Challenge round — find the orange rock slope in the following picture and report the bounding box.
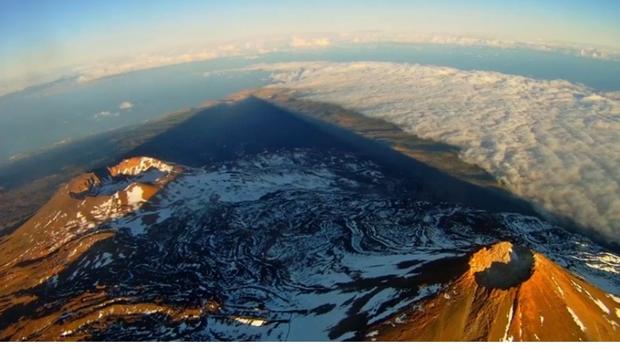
[0,157,189,340]
[370,242,620,341]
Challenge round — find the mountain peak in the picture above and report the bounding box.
[470,242,534,289]
[471,241,514,268]
[369,242,620,341]
[107,156,175,177]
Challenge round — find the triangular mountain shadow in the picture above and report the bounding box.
[1,96,615,250]
[126,97,352,166]
[126,96,538,216]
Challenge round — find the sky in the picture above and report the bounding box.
[1,0,620,87]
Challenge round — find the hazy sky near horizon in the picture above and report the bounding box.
[2,0,620,83]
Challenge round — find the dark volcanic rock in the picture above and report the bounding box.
[0,98,618,341]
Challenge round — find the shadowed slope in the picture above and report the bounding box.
[127,96,539,215]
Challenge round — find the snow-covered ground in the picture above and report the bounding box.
[9,149,620,340]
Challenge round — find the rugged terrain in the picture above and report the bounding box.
[0,97,618,341]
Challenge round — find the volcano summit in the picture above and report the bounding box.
[370,242,619,341]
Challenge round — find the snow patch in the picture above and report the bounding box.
[592,298,610,315]
[126,185,145,206]
[501,304,514,341]
[233,317,266,327]
[552,277,565,297]
[567,307,587,332]
[111,157,174,176]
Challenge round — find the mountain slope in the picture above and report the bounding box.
[0,98,618,341]
[0,157,180,312]
[1,153,618,340]
[369,242,620,341]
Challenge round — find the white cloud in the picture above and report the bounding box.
[93,101,133,119]
[252,61,620,242]
[93,110,119,119]
[332,32,620,60]
[72,43,254,85]
[118,101,134,110]
[3,32,619,98]
[62,33,620,88]
[290,36,332,48]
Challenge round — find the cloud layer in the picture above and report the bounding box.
[65,33,620,87]
[4,31,619,98]
[253,62,620,241]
